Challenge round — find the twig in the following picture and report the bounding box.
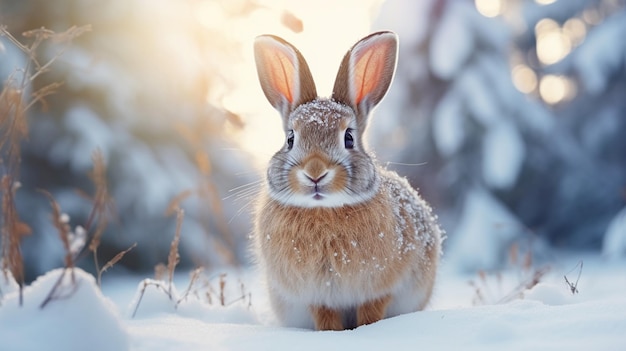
[39,267,79,309]
[219,273,226,306]
[564,260,583,295]
[131,280,169,318]
[175,267,204,309]
[497,266,550,304]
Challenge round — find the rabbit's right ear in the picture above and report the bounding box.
[254,35,317,118]
[332,31,398,126]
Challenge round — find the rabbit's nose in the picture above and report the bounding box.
[305,172,328,184]
[302,154,329,182]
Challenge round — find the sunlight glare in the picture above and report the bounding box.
[194,1,228,29]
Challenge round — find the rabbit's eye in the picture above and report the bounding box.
[287,130,294,150]
[344,128,354,149]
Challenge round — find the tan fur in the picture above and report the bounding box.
[357,295,391,327]
[258,189,396,296]
[328,166,348,194]
[302,154,326,180]
[255,170,441,329]
[311,305,343,331]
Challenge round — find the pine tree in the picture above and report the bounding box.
[372,0,626,269]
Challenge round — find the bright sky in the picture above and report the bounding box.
[219,0,384,168]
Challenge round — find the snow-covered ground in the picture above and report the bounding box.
[1,252,624,351]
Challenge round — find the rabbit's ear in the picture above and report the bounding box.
[332,31,397,122]
[254,35,317,118]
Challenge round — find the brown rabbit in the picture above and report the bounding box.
[253,31,443,330]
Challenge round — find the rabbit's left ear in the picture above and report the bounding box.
[254,35,317,119]
[332,31,398,123]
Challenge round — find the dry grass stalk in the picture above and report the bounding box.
[0,86,27,173]
[3,26,91,83]
[39,267,80,309]
[39,190,74,272]
[38,190,84,309]
[202,273,251,308]
[0,178,31,306]
[219,273,226,306]
[85,150,115,287]
[172,119,239,266]
[131,279,170,318]
[132,206,186,317]
[165,190,193,217]
[175,267,204,308]
[154,263,167,281]
[0,25,89,306]
[131,268,252,318]
[469,242,549,305]
[99,242,137,279]
[167,208,184,298]
[496,266,550,304]
[0,39,31,307]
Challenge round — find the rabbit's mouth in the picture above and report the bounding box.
[308,183,326,200]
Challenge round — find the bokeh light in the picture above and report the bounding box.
[539,74,576,104]
[475,0,503,18]
[535,0,558,5]
[535,18,572,65]
[511,64,538,94]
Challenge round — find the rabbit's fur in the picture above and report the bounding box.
[253,31,443,330]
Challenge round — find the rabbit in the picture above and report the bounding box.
[253,31,443,330]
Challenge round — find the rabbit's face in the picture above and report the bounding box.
[267,100,378,208]
[255,32,398,208]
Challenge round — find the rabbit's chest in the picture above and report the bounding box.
[257,196,410,302]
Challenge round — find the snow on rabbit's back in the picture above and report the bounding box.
[252,31,443,330]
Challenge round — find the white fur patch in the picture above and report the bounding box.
[277,191,370,208]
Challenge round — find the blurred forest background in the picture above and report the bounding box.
[0,0,625,281]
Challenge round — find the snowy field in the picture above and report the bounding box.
[1,252,624,351]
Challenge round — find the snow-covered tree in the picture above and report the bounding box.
[372,0,626,269]
[0,0,275,277]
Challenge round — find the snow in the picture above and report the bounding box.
[0,268,129,351]
[291,100,351,128]
[2,254,625,351]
